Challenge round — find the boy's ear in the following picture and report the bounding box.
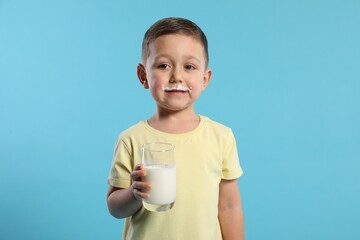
[202,68,212,90]
[137,64,149,89]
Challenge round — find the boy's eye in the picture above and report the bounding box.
[158,64,170,69]
[184,65,195,70]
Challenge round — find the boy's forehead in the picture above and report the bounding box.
[143,33,208,67]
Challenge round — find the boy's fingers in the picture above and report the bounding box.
[135,163,143,170]
[132,181,151,191]
[131,164,150,200]
[133,188,150,200]
[131,170,146,180]
[132,182,150,200]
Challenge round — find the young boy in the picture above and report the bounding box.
[107,17,244,240]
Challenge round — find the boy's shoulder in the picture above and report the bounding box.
[201,115,232,131]
[118,120,146,139]
[201,115,234,138]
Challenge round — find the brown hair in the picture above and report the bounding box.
[141,17,209,67]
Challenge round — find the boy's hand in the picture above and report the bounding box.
[131,164,151,200]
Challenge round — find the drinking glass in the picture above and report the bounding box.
[142,142,176,212]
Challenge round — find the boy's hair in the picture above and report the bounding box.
[141,17,209,67]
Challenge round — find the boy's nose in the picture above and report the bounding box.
[169,78,182,83]
[169,68,183,83]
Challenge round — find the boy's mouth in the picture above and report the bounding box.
[162,85,192,93]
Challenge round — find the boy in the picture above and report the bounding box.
[107,17,244,240]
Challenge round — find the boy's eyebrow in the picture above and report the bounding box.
[153,54,172,61]
[184,55,201,64]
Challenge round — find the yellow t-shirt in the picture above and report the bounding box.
[108,115,243,240]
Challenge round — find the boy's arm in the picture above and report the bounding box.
[106,186,142,218]
[107,164,150,218]
[218,178,245,240]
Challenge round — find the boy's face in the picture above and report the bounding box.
[137,34,212,113]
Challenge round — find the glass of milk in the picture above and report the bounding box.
[142,142,176,212]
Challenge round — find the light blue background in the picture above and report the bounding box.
[1,0,359,239]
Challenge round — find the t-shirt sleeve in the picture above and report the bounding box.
[222,129,243,179]
[107,137,133,188]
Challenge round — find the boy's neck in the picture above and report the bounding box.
[147,109,200,134]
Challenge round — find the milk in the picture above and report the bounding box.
[143,165,176,212]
